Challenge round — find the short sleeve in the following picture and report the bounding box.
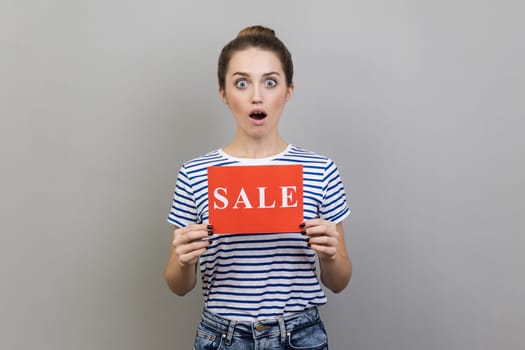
[167,165,199,227]
[319,159,350,223]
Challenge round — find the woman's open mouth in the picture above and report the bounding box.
[249,111,267,120]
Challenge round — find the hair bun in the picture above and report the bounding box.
[237,25,276,38]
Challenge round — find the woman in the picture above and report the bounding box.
[165,25,352,350]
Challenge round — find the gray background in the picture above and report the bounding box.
[2,1,524,349]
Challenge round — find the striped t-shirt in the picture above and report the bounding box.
[167,144,350,322]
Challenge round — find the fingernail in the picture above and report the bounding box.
[307,243,311,248]
[208,231,213,236]
[305,237,310,242]
[300,222,306,228]
[301,230,307,235]
[207,224,213,230]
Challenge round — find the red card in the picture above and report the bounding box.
[208,164,303,234]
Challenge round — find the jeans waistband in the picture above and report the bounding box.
[199,307,321,346]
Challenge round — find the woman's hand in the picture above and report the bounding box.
[301,219,339,261]
[172,224,212,267]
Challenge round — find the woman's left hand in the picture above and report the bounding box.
[301,219,340,261]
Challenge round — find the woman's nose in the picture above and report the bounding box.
[251,87,262,104]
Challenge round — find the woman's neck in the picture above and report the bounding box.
[222,134,288,159]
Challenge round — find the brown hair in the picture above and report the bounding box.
[217,25,294,89]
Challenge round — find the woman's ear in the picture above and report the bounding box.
[286,83,295,101]
[219,87,228,105]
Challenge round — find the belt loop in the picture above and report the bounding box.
[278,317,286,345]
[224,319,237,345]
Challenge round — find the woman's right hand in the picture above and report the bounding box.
[172,224,212,267]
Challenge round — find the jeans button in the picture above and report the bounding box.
[255,324,269,332]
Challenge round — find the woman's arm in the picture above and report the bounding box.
[302,220,352,293]
[164,224,211,296]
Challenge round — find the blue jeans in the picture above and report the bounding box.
[193,307,329,350]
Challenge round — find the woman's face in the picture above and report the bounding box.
[219,47,294,140]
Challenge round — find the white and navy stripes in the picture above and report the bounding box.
[168,144,350,321]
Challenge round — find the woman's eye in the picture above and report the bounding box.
[235,80,248,89]
[265,79,277,87]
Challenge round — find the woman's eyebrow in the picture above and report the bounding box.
[231,72,249,77]
[231,71,282,77]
